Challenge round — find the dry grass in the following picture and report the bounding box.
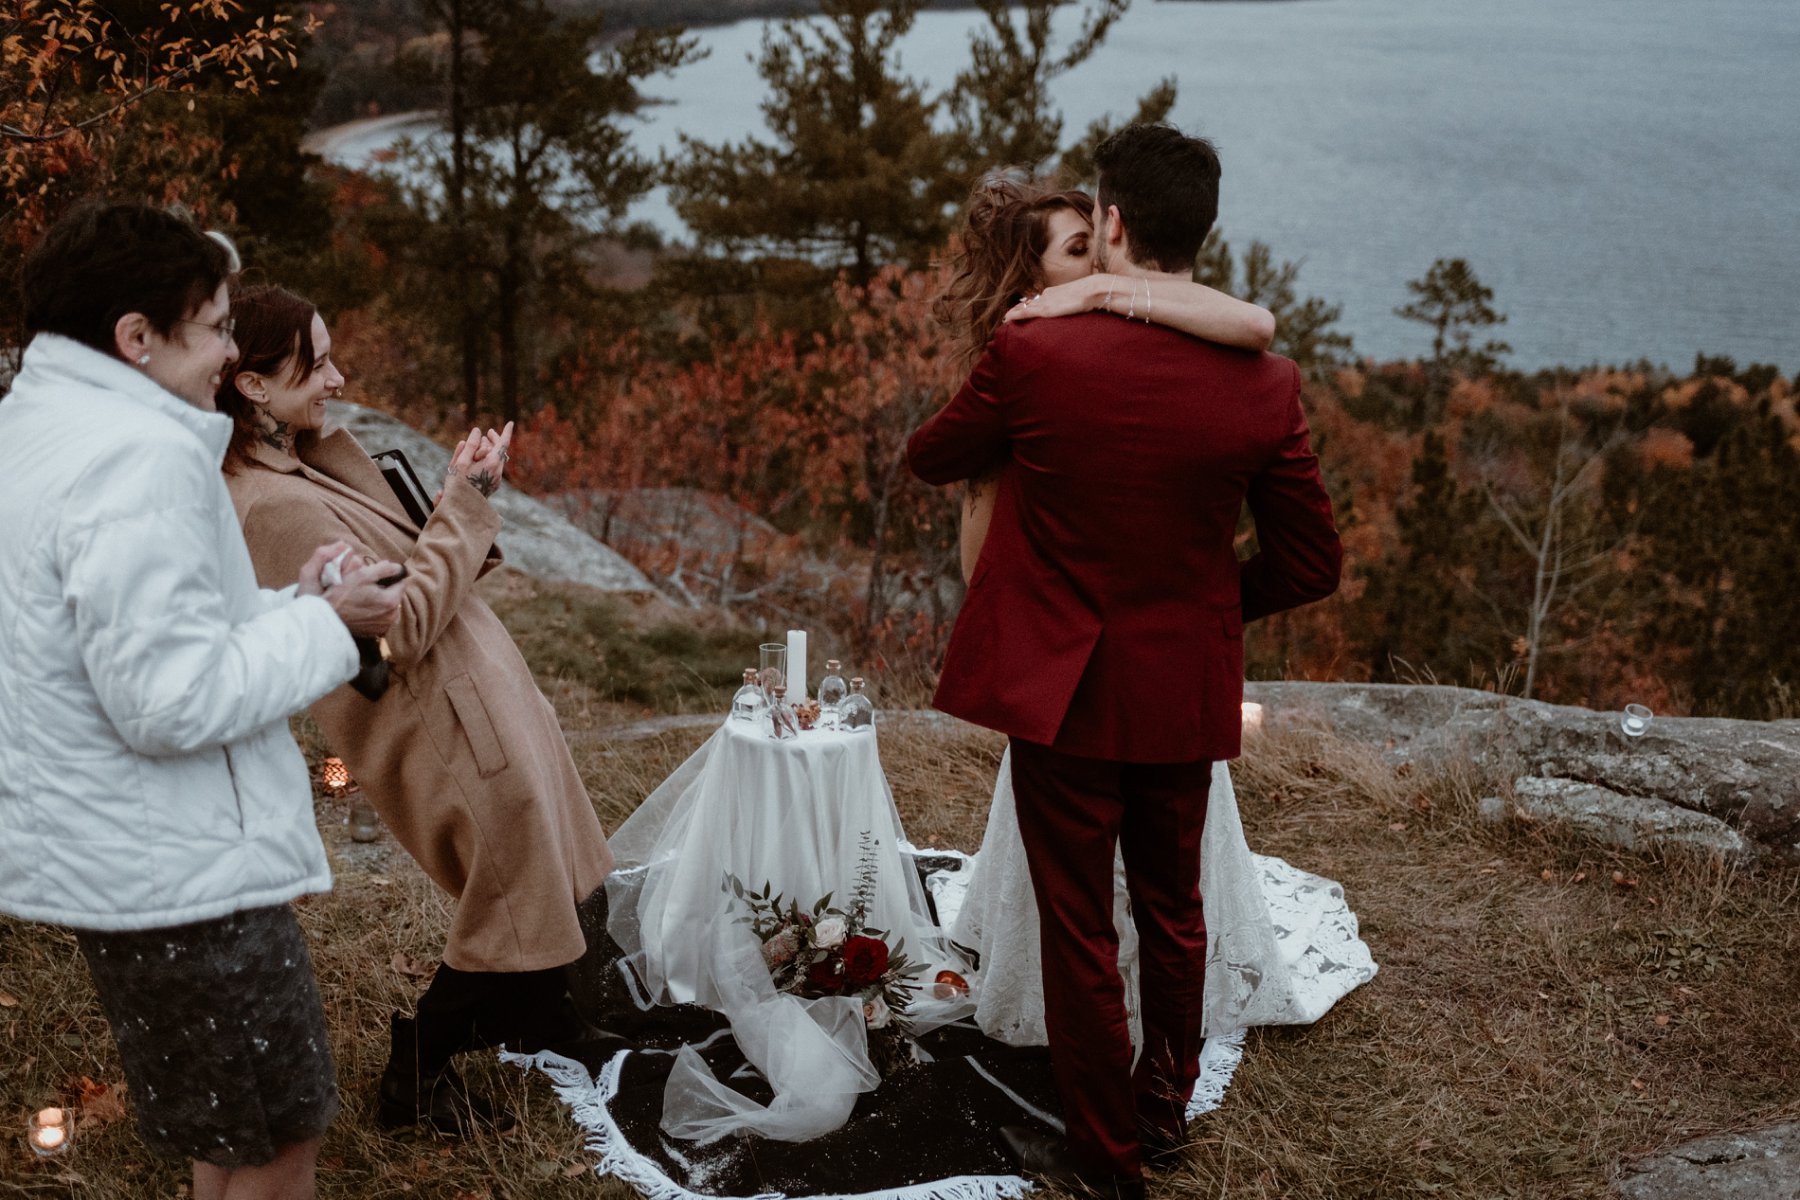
[5,575,1798,1197]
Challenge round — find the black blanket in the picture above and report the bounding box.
[512,997,1068,1200]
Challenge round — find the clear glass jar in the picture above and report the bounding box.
[349,791,381,843]
[817,660,848,728]
[731,667,766,722]
[839,677,874,731]
[758,642,788,699]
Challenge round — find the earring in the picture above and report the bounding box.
[137,354,151,365]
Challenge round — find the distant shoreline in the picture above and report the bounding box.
[603,0,1314,35]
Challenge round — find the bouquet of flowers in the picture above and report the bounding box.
[725,833,917,1071]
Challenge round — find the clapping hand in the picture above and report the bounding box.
[444,422,514,501]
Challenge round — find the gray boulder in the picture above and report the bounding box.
[1614,1122,1800,1200]
[326,401,654,595]
[1242,682,1799,863]
[1509,777,1751,862]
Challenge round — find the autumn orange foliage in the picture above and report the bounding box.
[400,266,1800,717]
[1,1,313,236]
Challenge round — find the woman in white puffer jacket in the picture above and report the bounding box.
[0,203,403,1200]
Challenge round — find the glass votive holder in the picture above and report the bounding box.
[1241,701,1265,733]
[932,970,970,1001]
[348,790,381,843]
[758,642,788,696]
[30,1106,70,1157]
[1620,703,1653,738]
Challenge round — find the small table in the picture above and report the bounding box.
[608,717,942,1005]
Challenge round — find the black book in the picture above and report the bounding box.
[371,448,435,528]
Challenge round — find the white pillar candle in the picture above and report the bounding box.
[1241,701,1265,732]
[785,630,808,702]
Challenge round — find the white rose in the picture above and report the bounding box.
[814,916,848,948]
[863,995,891,1029]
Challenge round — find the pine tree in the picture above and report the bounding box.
[945,0,1128,175]
[397,0,698,419]
[1374,430,1485,682]
[1395,258,1510,420]
[667,0,956,287]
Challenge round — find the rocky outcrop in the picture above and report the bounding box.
[1508,777,1751,862]
[326,401,655,595]
[1614,1122,1800,1200]
[1243,682,1800,863]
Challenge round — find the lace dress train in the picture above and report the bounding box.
[945,751,1375,1076]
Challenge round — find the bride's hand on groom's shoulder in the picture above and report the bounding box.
[1003,276,1105,325]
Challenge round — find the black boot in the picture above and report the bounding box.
[376,1012,515,1137]
[565,886,640,1027]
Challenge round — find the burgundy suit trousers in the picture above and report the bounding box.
[1008,739,1212,1181]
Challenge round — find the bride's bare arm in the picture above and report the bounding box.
[960,469,1000,586]
[1004,274,1276,351]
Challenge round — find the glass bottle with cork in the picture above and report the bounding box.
[839,677,874,730]
[817,659,848,728]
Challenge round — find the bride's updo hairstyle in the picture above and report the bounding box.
[935,171,1094,366]
[214,283,320,474]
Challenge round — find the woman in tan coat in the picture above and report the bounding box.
[216,284,614,1136]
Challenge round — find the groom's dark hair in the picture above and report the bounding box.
[1093,123,1221,273]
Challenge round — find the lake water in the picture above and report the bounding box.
[316,0,1800,371]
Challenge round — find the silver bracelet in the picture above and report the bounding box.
[1126,281,1137,321]
[1103,279,1116,313]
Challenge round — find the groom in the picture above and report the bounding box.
[907,123,1342,1197]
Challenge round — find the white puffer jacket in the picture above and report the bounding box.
[0,334,359,931]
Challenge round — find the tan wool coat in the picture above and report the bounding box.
[227,429,613,972]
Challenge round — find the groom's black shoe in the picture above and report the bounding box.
[999,1125,1146,1200]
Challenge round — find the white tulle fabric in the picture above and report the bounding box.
[604,721,967,1143]
[946,749,1377,1053]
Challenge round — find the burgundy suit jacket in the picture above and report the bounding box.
[907,313,1342,763]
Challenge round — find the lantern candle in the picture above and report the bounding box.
[321,757,350,796]
[29,1107,69,1157]
[1241,701,1265,732]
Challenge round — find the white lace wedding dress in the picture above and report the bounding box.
[935,749,1376,1114]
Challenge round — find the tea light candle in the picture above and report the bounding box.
[31,1105,70,1157]
[1241,701,1265,732]
[932,969,970,1000]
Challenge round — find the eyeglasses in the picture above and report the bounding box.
[178,316,237,344]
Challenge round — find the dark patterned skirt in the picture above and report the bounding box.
[75,904,338,1167]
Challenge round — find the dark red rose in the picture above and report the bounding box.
[806,958,844,994]
[841,936,889,988]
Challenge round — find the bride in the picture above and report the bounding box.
[933,174,1376,1060]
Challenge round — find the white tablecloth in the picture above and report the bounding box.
[606,718,944,1006]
